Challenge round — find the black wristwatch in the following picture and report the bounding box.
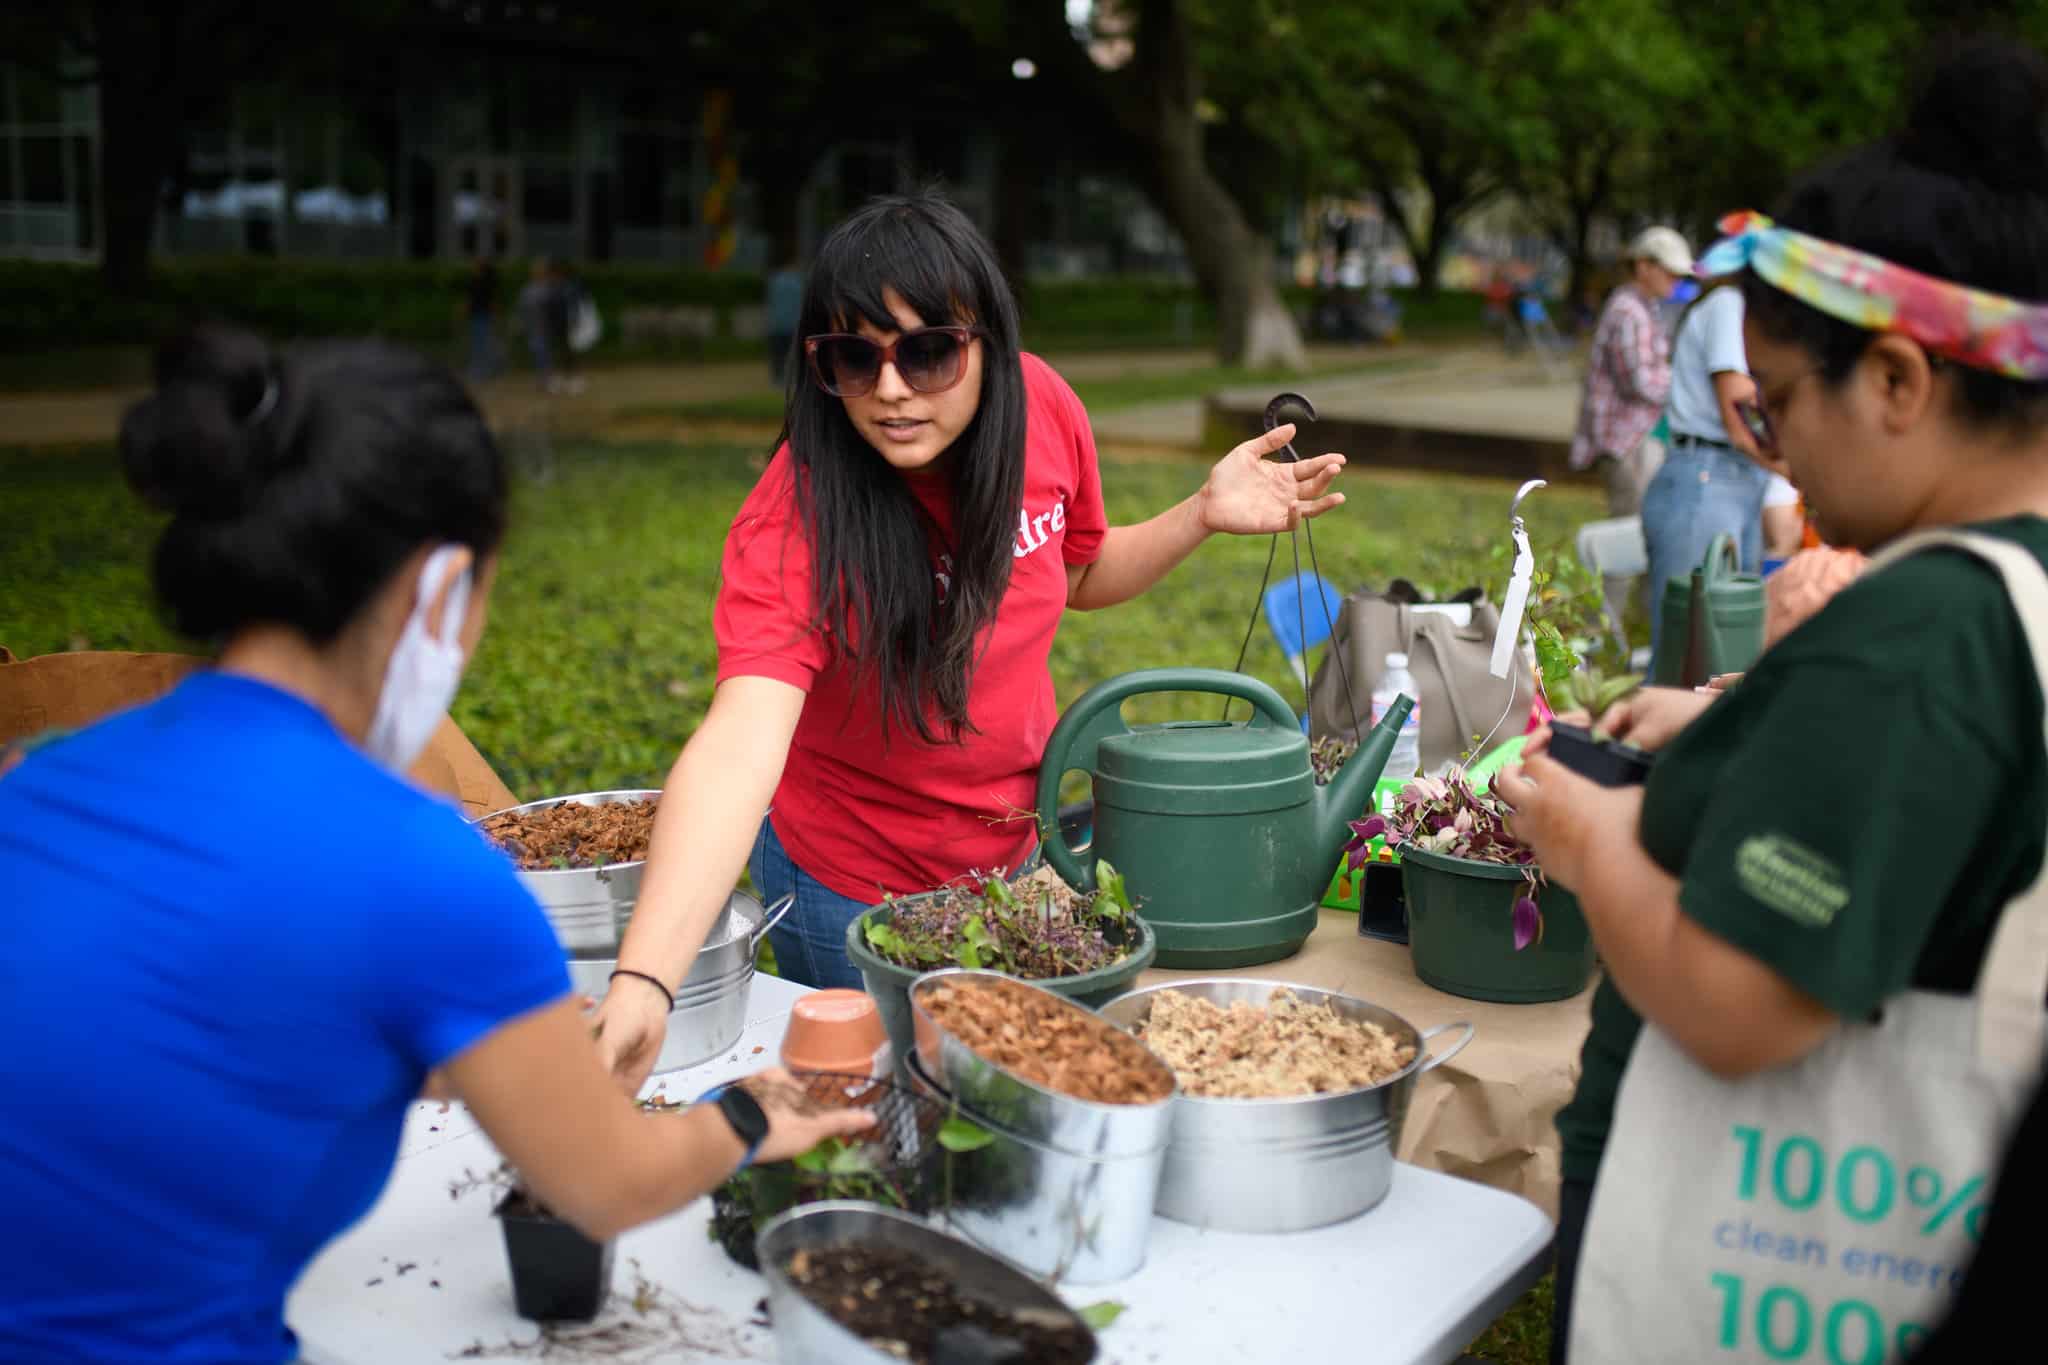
[704,1084,769,1170]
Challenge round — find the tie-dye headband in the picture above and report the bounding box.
[1697,210,2048,381]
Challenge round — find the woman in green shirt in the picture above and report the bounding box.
[1496,41,2048,1363]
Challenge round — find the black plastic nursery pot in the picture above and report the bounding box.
[1544,722,1654,788]
[846,896,1157,1080]
[1400,846,1596,1004]
[496,1192,615,1322]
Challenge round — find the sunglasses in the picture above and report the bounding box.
[804,326,982,398]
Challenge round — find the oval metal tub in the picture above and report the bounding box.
[756,1202,1098,1365]
[908,968,1176,1156]
[563,892,790,1073]
[1095,978,1474,1234]
[474,789,661,954]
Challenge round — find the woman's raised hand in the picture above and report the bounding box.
[1197,424,1348,536]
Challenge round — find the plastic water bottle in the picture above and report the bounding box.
[1373,652,1423,781]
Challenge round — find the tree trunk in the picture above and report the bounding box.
[1138,114,1304,369]
[92,1,184,297]
[1024,0,1305,370]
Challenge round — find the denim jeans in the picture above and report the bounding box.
[1642,435,1771,677]
[748,816,875,991]
[747,817,1045,991]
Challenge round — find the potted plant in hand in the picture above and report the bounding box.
[1345,770,1596,1004]
[847,860,1156,1073]
[449,1165,615,1323]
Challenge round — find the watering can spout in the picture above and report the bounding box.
[1314,695,1412,870]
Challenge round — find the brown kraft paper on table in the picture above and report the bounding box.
[1135,909,1595,1222]
[0,649,519,818]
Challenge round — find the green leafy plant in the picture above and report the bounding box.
[862,860,1138,979]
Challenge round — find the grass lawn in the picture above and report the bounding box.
[0,436,1588,1359]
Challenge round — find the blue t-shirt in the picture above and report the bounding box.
[0,672,569,1362]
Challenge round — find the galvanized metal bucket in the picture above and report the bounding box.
[1096,978,1474,1233]
[908,968,1177,1155]
[906,1047,1163,1284]
[755,1202,1098,1365]
[474,789,660,955]
[564,891,790,1073]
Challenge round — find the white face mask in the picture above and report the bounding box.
[365,545,473,772]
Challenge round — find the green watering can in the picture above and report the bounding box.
[1653,533,1765,687]
[1035,667,1412,969]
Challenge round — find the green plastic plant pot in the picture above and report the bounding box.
[1399,845,1595,1004]
[845,895,1158,1077]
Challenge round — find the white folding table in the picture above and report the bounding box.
[288,975,1552,1364]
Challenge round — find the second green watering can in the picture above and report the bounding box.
[1653,532,1765,687]
[1035,667,1412,969]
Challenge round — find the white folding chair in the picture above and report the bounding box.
[1575,516,1653,670]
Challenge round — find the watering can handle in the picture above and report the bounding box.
[1034,668,1301,892]
[1703,532,1740,585]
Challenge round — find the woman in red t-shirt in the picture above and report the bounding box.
[589,192,1351,1087]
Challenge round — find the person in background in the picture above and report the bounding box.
[765,237,805,387]
[1640,276,1773,674]
[0,327,869,1362]
[1570,226,1693,632]
[1761,472,1804,560]
[550,260,588,396]
[463,256,501,382]
[518,257,556,391]
[1500,40,2048,1362]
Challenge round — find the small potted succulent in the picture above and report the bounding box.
[1345,770,1596,1004]
[847,860,1156,1074]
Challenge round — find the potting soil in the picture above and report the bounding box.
[1138,988,1415,1097]
[920,978,1172,1104]
[785,1243,1092,1365]
[481,797,657,871]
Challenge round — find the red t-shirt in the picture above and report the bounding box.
[714,353,1109,902]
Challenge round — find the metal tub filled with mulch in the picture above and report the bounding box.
[479,789,791,1070]
[476,788,661,953]
[1097,979,1475,1233]
[905,968,1176,1284]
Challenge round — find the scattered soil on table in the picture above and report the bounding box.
[784,1242,1092,1365]
[1136,988,1416,1098]
[482,797,658,871]
[919,977,1173,1105]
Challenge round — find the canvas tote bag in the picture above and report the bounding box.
[1308,581,1536,774]
[1567,529,2048,1364]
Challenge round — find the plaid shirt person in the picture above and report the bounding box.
[1569,285,1671,472]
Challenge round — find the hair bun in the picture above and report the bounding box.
[119,326,280,516]
[1899,37,2048,195]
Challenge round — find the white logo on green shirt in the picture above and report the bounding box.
[1736,835,1851,928]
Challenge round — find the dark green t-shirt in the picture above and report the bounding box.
[1557,518,2048,1186]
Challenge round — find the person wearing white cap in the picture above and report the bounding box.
[1570,225,1693,629]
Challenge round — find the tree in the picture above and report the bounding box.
[1241,0,1528,297]
[1501,0,1702,311]
[1004,0,1309,369]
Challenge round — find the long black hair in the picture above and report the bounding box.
[1743,37,2048,431]
[777,191,1028,744]
[118,325,507,643]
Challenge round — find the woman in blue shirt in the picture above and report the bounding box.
[0,327,869,1363]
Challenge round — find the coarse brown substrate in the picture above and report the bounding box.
[919,977,1173,1105]
[482,797,658,871]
